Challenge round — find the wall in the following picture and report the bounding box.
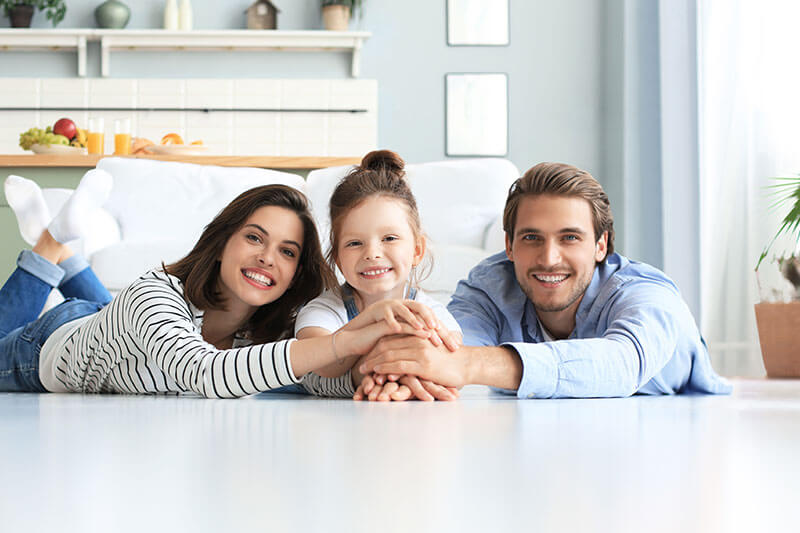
[0,0,607,178]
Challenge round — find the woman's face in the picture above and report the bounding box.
[217,206,304,315]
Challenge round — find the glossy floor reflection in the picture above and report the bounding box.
[1,379,797,532]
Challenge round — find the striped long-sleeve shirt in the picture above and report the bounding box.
[39,270,300,398]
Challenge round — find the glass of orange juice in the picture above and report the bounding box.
[114,118,131,156]
[87,118,104,155]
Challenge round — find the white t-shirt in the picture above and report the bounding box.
[295,287,462,335]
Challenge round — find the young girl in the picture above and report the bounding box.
[295,150,462,402]
[0,172,432,397]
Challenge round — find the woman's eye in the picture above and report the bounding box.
[246,233,261,243]
[282,249,296,258]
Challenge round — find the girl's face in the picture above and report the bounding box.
[217,206,304,316]
[336,196,424,305]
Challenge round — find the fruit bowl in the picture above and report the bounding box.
[30,144,88,155]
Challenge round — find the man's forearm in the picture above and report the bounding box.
[463,345,523,391]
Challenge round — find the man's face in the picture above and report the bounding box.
[505,194,607,319]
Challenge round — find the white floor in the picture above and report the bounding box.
[1,378,798,533]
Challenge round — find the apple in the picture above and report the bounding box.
[53,118,77,141]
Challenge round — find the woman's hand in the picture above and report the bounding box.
[337,324,429,360]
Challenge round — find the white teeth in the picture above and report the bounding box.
[535,274,568,283]
[244,271,273,286]
[361,268,391,276]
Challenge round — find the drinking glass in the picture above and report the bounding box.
[87,118,105,155]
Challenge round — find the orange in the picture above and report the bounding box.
[160,133,184,145]
[190,140,203,145]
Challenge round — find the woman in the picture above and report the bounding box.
[0,172,433,398]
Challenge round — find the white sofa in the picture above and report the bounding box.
[44,156,520,304]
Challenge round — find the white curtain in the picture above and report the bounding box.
[698,0,800,376]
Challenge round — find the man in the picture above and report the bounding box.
[359,162,731,398]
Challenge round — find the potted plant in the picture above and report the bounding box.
[754,174,800,377]
[1,0,66,27]
[321,0,363,31]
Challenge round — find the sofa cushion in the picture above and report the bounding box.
[96,157,307,246]
[90,240,194,291]
[420,243,494,305]
[306,158,519,253]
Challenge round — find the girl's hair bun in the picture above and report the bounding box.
[360,149,405,175]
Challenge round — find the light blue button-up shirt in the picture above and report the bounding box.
[447,251,732,399]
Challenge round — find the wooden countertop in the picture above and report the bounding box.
[0,154,360,169]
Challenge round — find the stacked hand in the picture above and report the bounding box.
[350,302,462,402]
[353,372,460,401]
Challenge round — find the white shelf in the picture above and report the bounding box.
[0,29,371,78]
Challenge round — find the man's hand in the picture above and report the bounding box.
[358,335,470,389]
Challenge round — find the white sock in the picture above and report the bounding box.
[47,169,113,244]
[4,174,51,246]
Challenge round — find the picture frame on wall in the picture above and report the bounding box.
[445,73,508,157]
[447,0,510,46]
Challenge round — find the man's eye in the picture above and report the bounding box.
[521,234,538,241]
[563,235,579,241]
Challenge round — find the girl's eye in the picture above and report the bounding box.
[383,235,398,242]
[345,241,361,247]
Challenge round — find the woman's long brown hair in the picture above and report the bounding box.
[165,184,336,343]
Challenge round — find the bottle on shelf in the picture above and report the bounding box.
[179,0,193,31]
[164,0,178,30]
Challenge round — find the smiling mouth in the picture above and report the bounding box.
[242,269,275,288]
[359,267,393,279]
[532,273,570,285]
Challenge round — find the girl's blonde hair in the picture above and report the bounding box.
[327,149,431,288]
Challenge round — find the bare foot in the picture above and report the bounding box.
[31,230,73,265]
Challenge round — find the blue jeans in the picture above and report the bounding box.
[0,251,112,392]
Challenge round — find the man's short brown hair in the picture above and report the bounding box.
[503,162,615,259]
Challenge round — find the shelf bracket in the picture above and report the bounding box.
[77,36,87,77]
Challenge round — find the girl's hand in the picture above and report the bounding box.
[360,299,442,333]
[427,328,462,352]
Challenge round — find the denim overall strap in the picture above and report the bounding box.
[341,283,360,321]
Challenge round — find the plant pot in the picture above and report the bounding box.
[9,4,34,28]
[754,301,800,377]
[322,4,350,31]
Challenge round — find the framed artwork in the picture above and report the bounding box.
[445,73,508,157]
[447,0,510,46]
